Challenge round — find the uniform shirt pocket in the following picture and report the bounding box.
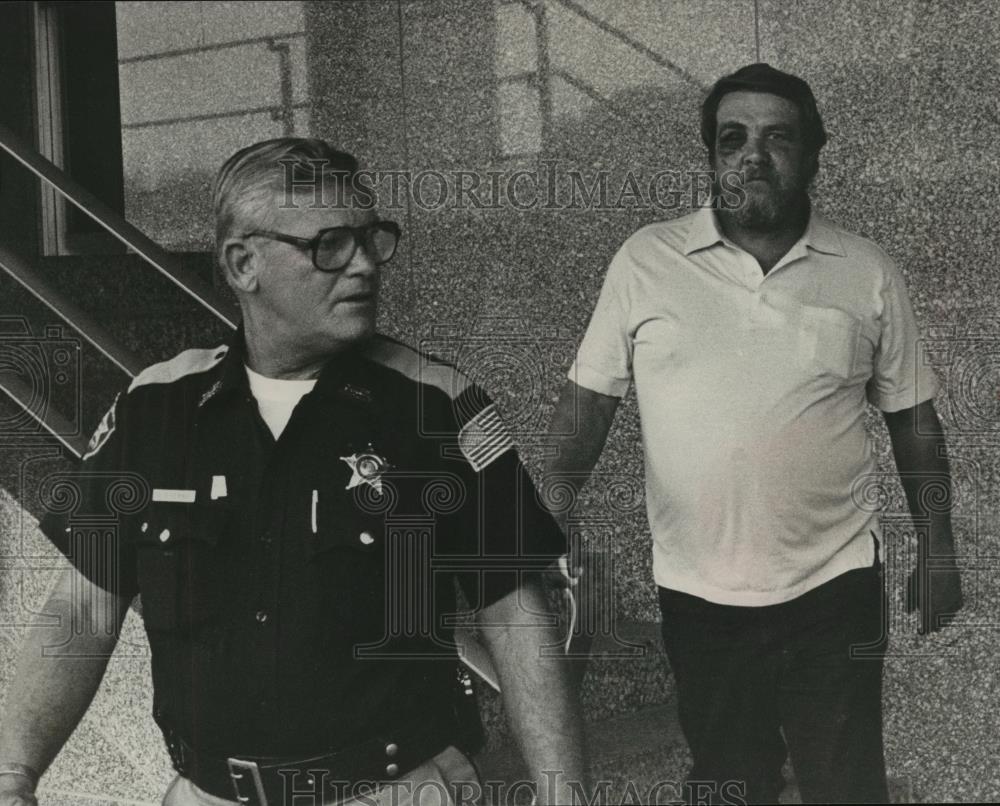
[302,486,390,643]
[304,484,386,559]
[134,502,228,633]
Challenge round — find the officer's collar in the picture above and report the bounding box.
[201,324,371,407]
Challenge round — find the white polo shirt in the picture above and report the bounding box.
[571,206,939,606]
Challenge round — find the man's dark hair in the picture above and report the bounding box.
[701,63,827,174]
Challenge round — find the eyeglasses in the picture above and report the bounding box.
[246,221,401,272]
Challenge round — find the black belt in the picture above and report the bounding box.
[164,718,460,806]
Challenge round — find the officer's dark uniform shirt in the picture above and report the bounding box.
[41,329,565,760]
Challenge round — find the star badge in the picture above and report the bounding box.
[340,445,391,494]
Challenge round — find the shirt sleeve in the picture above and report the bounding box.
[568,249,634,398]
[866,262,941,412]
[38,393,141,598]
[446,384,567,610]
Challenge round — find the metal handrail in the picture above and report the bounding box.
[0,243,144,377]
[0,122,238,457]
[0,240,134,458]
[0,122,238,329]
[0,374,88,458]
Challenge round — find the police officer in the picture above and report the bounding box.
[0,138,585,806]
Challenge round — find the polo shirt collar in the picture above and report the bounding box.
[801,211,846,257]
[683,205,726,255]
[682,204,846,258]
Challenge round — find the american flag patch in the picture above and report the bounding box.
[458,404,513,471]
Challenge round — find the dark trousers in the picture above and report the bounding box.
[658,564,889,805]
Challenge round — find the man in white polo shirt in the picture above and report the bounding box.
[546,63,962,804]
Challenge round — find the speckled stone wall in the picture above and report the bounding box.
[6,0,996,801]
[756,2,1000,799]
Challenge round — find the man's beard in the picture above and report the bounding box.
[716,170,810,232]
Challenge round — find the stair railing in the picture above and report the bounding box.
[0,121,238,457]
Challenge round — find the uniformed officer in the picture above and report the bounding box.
[0,138,585,806]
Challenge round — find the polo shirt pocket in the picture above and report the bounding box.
[797,305,861,380]
[134,502,228,633]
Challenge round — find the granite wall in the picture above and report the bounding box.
[4,1,999,801]
[114,0,1000,614]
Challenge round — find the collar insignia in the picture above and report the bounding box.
[339,383,373,404]
[198,379,223,408]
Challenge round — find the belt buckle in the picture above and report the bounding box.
[227,757,268,806]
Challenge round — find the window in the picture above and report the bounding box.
[34,1,125,254]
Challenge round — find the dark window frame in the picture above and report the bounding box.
[33,0,125,256]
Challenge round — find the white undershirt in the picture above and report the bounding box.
[245,365,317,439]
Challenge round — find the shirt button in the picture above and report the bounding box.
[359,531,375,545]
[385,763,399,777]
[255,610,268,624]
[159,529,170,543]
[385,743,398,757]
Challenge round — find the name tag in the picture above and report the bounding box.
[152,488,197,504]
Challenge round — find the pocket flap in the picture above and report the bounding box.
[135,501,234,547]
[306,522,385,556]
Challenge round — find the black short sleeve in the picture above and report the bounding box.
[447,384,566,609]
[39,393,142,598]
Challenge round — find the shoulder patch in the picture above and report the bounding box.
[365,335,514,470]
[364,335,471,400]
[127,345,229,394]
[458,403,513,471]
[82,394,118,461]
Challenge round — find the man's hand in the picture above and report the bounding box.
[543,381,619,592]
[553,544,583,589]
[906,563,964,634]
[0,772,38,806]
[884,401,963,635]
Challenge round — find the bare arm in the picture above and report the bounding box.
[0,566,131,803]
[883,400,963,632]
[544,381,620,572]
[478,578,586,805]
[546,380,620,487]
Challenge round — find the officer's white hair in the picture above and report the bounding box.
[211,137,359,274]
